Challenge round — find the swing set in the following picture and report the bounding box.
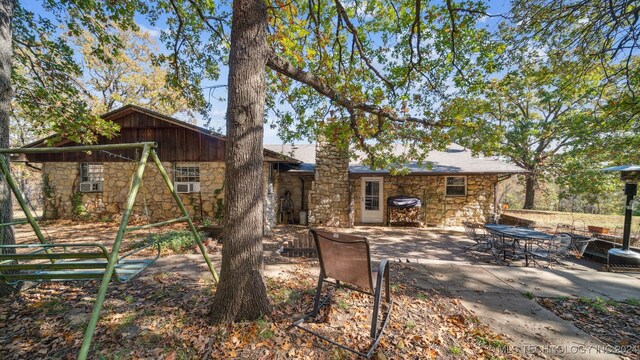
[0,142,219,360]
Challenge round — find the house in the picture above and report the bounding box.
[20,105,298,232]
[265,141,526,227]
[20,104,525,229]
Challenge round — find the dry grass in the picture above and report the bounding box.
[505,209,640,234]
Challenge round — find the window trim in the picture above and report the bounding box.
[173,162,201,193]
[445,176,467,197]
[79,163,104,193]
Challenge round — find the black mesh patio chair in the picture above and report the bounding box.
[292,229,393,358]
[462,221,492,253]
[528,234,573,267]
[488,231,522,262]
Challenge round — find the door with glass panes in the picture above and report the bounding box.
[361,177,383,223]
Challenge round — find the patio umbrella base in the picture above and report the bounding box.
[608,248,640,266]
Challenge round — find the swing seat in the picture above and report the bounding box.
[0,242,160,287]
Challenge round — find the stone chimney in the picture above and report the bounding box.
[307,138,352,227]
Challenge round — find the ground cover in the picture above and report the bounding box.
[0,261,521,359]
[536,296,640,360]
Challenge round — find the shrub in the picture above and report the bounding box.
[148,230,205,253]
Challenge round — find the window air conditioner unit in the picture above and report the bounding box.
[80,182,103,192]
[175,182,200,193]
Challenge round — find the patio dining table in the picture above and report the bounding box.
[484,224,555,266]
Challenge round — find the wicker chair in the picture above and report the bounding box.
[292,229,393,358]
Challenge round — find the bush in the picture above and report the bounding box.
[148,230,205,253]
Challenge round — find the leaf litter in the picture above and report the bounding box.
[0,260,524,359]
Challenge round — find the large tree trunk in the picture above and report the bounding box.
[209,0,271,322]
[0,0,14,297]
[523,174,536,210]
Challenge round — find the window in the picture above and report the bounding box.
[445,176,466,196]
[79,163,104,192]
[174,163,201,193]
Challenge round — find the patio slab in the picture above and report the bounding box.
[416,262,630,359]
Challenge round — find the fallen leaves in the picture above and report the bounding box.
[537,297,640,359]
[0,261,523,359]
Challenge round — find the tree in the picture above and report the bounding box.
[73,26,207,120]
[1,1,146,296]
[143,0,502,322]
[0,0,14,297]
[207,0,271,322]
[444,55,603,209]
[511,0,639,98]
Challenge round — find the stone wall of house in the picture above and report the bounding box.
[307,141,352,227]
[42,163,81,219]
[42,161,226,222]
[352,175,497,226]
[9,163,44,213]
[276,172,314,224]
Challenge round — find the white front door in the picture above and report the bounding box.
[361,177,383,223]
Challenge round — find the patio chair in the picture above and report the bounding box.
[555,222,596,258]
[571,236,597,257]
[528,234,573,267]
[488,232,522,262]
[292,229,393,358]
[462,221,492,253]
[555,223,575,236]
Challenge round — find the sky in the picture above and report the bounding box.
[24,1,512,145]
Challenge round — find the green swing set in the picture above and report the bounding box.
[0,142,219,360]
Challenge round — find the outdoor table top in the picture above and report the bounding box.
[484,224,555,241]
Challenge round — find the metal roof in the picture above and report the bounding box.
[602,165,640,172]
[264,143,527,175]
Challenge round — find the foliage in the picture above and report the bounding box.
[145,0,506,168]
[12,2,129,144]
[506,1,640,208]
[510,0,640,98]
[445,50,604,208]
[71,26,206,121]
[148,230,205,253]
[213,185,224,223]
[71,191,87,218]
[12,1,208,145]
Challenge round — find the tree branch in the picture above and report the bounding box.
[266,49,443,128]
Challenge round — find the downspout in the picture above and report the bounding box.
[300,176,305,210]
[495,174,511,214]
[348,172,353,227]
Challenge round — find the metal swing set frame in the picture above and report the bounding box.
[0,142,219,360]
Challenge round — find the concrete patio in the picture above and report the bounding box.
[268,226,640,359]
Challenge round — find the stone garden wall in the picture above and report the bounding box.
[352,174,497,226]
[307,141,352,227]
[42,161,225,222]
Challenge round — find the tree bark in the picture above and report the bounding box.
[209,0,271,322]
[523,174,536,209]
[0,0,14,297]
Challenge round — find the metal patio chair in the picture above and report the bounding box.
[292,229,393,358]
[528,234,573,267]
[555,222,596,258]
[463,221,492,253]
